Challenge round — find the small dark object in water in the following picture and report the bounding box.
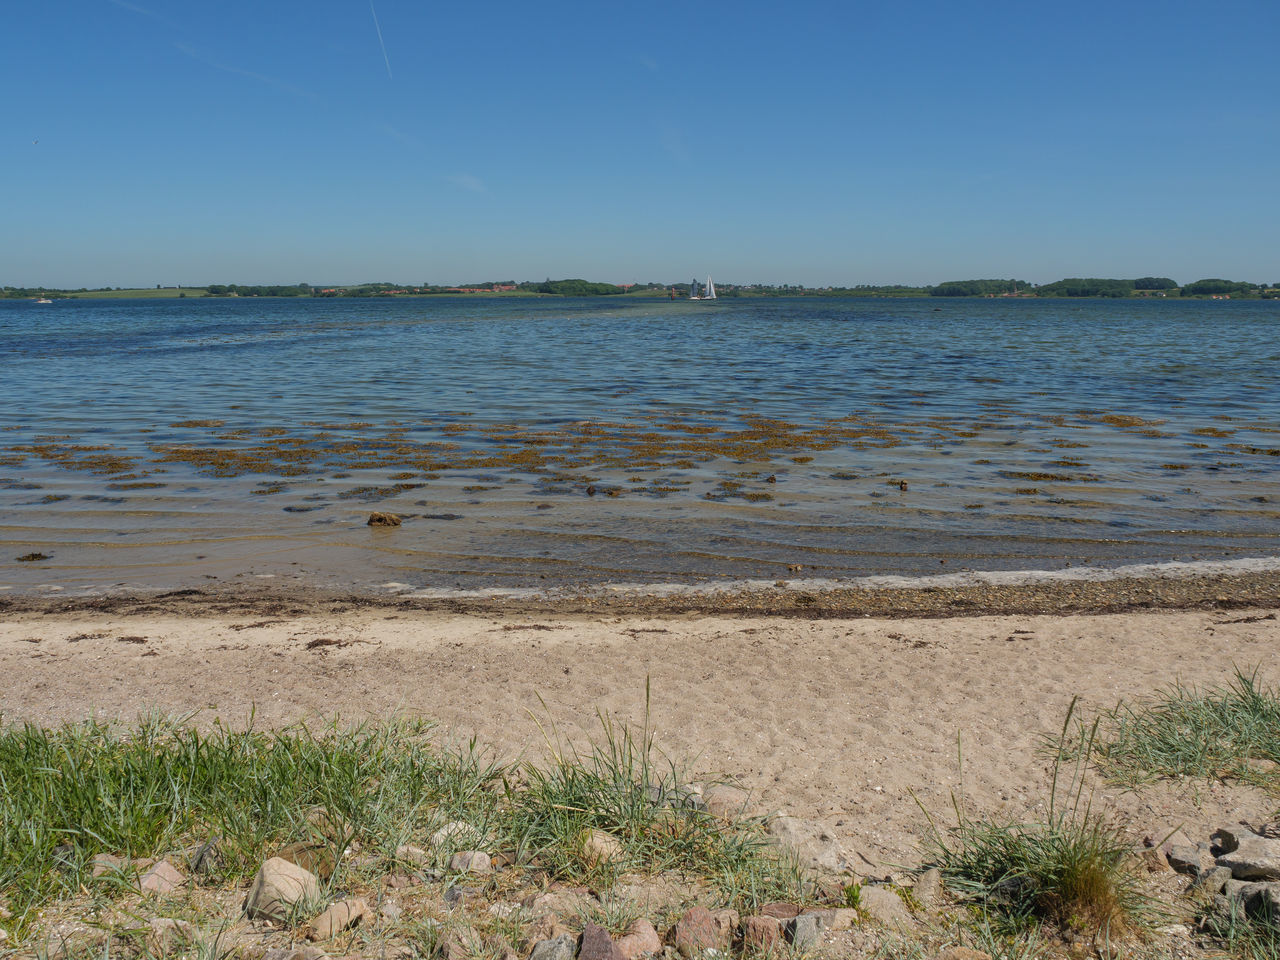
[765,474,777,483]
[586,485,597,496]
[16,552,49,562]
[367,511,401,527]
[424,513,464,520]
[899,480,908,491]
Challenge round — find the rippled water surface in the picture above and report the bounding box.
[2,296,1278,594]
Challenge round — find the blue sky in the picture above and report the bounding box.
[4,0,1278,288]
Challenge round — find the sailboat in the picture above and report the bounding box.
[689,275,716,301]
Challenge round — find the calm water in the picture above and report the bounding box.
[1,295,1278,595]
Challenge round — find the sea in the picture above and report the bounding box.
[1,295,1278,597]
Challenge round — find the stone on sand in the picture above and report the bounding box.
[304,898,372,941]
[244,857,322,922]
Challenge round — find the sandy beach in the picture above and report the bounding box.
[4,577,1277,872]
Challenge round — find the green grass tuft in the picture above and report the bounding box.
[1082,666,1280,792]
[0,693,801,938]
[1199,899,1280,960]
[921,700,1147,938]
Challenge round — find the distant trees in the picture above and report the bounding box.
[1133,277,1177,290]
[930,279,1027,297]
[1180,278,1256,297]
[206,284,311,297]
[1036,278,1133,298]
[517,279,628,296]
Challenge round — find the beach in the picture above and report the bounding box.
[5,573,1278,873]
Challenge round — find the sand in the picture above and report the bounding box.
[3,592,1277,871]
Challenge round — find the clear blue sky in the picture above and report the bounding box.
[5,0,1278,288]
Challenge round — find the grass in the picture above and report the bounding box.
[920,700,1146,939]
[0,699,801,943]
[1199,899,1280,960]
[1080,667,1280,792]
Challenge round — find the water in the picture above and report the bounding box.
[1,295,1278,596]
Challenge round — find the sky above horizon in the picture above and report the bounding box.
[5,0,1279,289]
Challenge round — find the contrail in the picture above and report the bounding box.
[369,0,392,80]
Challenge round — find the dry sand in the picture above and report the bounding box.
[3,595,1277,871]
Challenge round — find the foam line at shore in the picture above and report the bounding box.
[390,555,1280,600]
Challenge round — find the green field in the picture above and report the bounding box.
[67,287,209,299]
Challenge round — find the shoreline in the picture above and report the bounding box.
[4,562,1280,619]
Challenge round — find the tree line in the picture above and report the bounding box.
[5,277,1279,300]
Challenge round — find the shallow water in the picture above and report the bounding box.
[1,295,1278,595]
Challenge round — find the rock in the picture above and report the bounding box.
[758,902,802,920]
[381,902,403,922]
[528,934,577,960]
[263,948,327,960]
[701,784,750,820]
[368,512,402,527]
[709,909,738,943]
[1233,881,1280,918]
[521,888,592,918]
[579,922,626,960]
[450,851,493,874]
[1215,831,1280,880]
[788,914,822,951]
[798,908,858,931]
[668,906,720,957]
[431,821,481,851]
[445,885,481,910]
[305,899,372,941]
[146,918,196,956]
[914,867,944,903]
[305,807,344,841]
[243,858,322,922]
[1138,847,1171,872]
[616,920,662,960]
[742,916,781,951]
[276,841,337,879]
[611,876,700,914]
[578,828,625,868]
[858,886,912,926]
[396,844,428,865]
[91,853,129,878]
[386,872,422,889]
[933,949,992,960]
[1166,844,1209,877]
[139,860,185,895]
[766,816,848,873]
[1189,866,1234,896]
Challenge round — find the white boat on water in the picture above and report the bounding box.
[34,298,53,304]
[689,275,716,301]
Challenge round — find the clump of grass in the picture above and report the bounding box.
[507,684,802,907]
[1081,667,1280,792]
[1,695,801,938]
[921,701,1146,938]
[0,714,502,933]
[1199,899,1280,960]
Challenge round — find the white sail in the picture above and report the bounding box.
[705,275,716,299]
